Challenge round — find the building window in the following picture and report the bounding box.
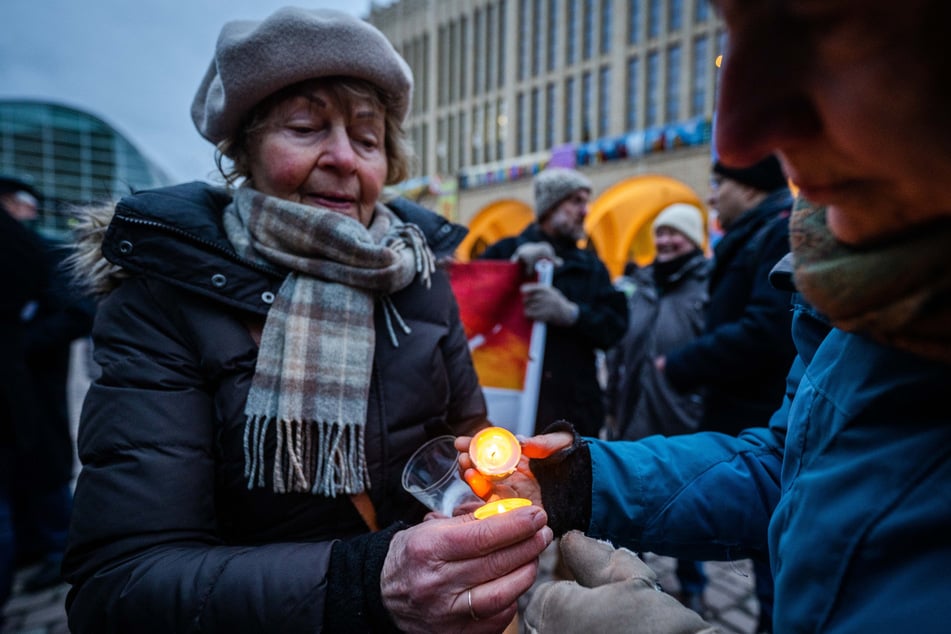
[582,70,593,140]
[548,0,559,71]
[695,0,711,23]
[497,98,507,157]
[648,0,661,39]
[598,65,611,136]
[474,11,484,94]
[666,43,682,123]
[566,0,579,65]
[531,88,541,151]
[519,0,530,80]
[517,92,527,155]
[565,76,576,141]
[533,0,543,75]
[600,0,612,55]
[669,0,683,32]
[583,0,595,60]
[546,83,556,147]
[459,16,468,100]
[498,1,507,88]
[626,56,640,130]
[646,50,659,126]
[691,35,709,116]
[628,0,641,44]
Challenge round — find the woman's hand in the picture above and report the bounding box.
[381,506,553,633]
[454,432,575,507]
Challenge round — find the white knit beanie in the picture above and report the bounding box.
[533,168,592,219]
[191,7,413,144]
[652,203,706,248]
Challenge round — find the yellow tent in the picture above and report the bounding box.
[584,174,706,279]
[455,199,534,261]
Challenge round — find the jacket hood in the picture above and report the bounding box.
[69,201,125,297]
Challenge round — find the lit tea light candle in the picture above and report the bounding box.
[469,427,521,478]
[473,497,532,519]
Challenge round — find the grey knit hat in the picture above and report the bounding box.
[191,7,413,144]
[533,168,592,218]
[652,203,706,248]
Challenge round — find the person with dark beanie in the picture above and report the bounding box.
[652,154,795,632]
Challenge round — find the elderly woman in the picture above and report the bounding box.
[63,8,550,633]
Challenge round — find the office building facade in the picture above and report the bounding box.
[369,0,724,225]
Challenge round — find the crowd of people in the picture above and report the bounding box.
[4,0,950,632]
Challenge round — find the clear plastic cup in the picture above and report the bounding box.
[401,435,483,516]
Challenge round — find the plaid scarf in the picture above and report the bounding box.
[224,186,435,496]
[790,197,951,364]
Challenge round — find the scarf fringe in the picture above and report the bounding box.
[243,416,370,497]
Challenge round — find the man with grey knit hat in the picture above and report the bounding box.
[480,167,627,438]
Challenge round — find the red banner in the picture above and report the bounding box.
[447,260,533,390]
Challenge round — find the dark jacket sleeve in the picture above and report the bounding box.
[21,239,95,355]
[664,223,794,391]
[565,256,628,352]
[63,277,333,633]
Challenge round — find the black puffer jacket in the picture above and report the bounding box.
[63,182,486,633]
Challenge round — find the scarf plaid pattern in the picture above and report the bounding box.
[224,186,435,496]
[790,197,951,364]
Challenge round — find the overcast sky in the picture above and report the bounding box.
[1,0,374,184]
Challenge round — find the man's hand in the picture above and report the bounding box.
[381,508,552,633]
[511,242,563,276]
[521,283,579,327]
[524,531,719,633]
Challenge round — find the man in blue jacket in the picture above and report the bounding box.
[463,1,951,632]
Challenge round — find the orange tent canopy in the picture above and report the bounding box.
[584,174,706,279]
[455,199,534,261]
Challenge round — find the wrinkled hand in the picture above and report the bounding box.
[524,531,718,634]
[521,283,579,327]
[381,507,553,633]
[455,432,574,507]
[511,242,563,276]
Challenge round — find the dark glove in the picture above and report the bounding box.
[511,242,563,276]
[521,283,579,327]
[524,531,718,634]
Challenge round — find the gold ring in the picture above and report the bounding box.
[467,588,480,621]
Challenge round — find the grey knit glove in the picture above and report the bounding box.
[524,531,719,634]
[521,283,579,327]
[511,242,563,276]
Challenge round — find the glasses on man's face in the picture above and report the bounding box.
[709,176,724,191]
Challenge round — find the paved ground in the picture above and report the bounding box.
[1,550,761,633]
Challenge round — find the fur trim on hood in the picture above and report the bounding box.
[67,202,127,297]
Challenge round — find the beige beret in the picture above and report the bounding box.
[191,7,413,144]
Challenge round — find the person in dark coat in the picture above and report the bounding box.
[655,155,795,632]
[479,168,627,437]
[0,174,93,603]
[603,202,711,613]
[658,156,796,437]
[0,175,50,624]
[62,8,551,634]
